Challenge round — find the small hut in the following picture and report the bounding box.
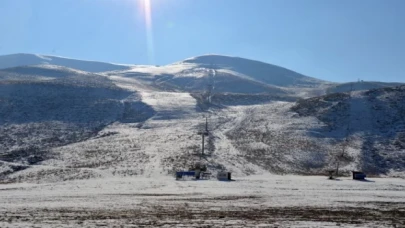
[352,171,366,180]
[217,171,232,181]
[175,171,196,180]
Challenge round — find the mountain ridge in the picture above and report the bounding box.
[0,53,133,73]
[2,53,402,91]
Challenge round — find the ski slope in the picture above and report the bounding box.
[140,91,198,119]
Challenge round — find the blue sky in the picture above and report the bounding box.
[0,0,404,83]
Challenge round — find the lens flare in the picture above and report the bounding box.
[139,0,155,64]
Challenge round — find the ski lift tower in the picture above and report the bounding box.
[197,117,209,157]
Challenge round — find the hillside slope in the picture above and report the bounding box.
[327,81,404,94]
[291,86,405,174]
[1,54,404,183]
[181,55,327,88]
[3,86,405,183]
[0,53,132,72]
[0,69,157,181]
[217,86,405,177]
[105,55,332,98]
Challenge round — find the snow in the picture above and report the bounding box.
[327,81,404,94]
[0,175,404,227]
[107,75,159,92]
[0,53,133,73]
[3,90,405,183]
[140,91,197,117]
[0,64,98,82]
[102,54,331,97]
[1,84,404,185]
[180,54,328,87]
[216,68,261,82]
[1,53,405,226]
[119,63,200,76]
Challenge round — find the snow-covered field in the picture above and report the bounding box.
[0,175,404,227]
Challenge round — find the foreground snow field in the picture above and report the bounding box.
[0,175,404,227]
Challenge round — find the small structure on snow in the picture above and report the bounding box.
[217,171,232,181]
[176,163,210,180]
[352,171,366,180]
[175,171,196,180]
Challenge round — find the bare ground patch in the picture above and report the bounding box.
[0,202,404,227]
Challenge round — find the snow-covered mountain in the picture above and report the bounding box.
[327,81,404,94]
[180,55,326,87]
[104,54,333,97]
[1,53,404,183]
[0,53,333,97]
[0,53,132,73]
[0,65,94,82]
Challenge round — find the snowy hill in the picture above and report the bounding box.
[1,54,405,183]
[326,81,404,94]
[0,65,94,82]
[0,53,132,72]
[181,55,327,87]
[290,86,405,175]
[3,85,405,183]
[105,54,332,98]
[1,53,405,228]
[0,67,157,181]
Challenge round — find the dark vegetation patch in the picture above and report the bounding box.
[0,205,403,227]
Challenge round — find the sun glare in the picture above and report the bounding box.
[138,0,155,64]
